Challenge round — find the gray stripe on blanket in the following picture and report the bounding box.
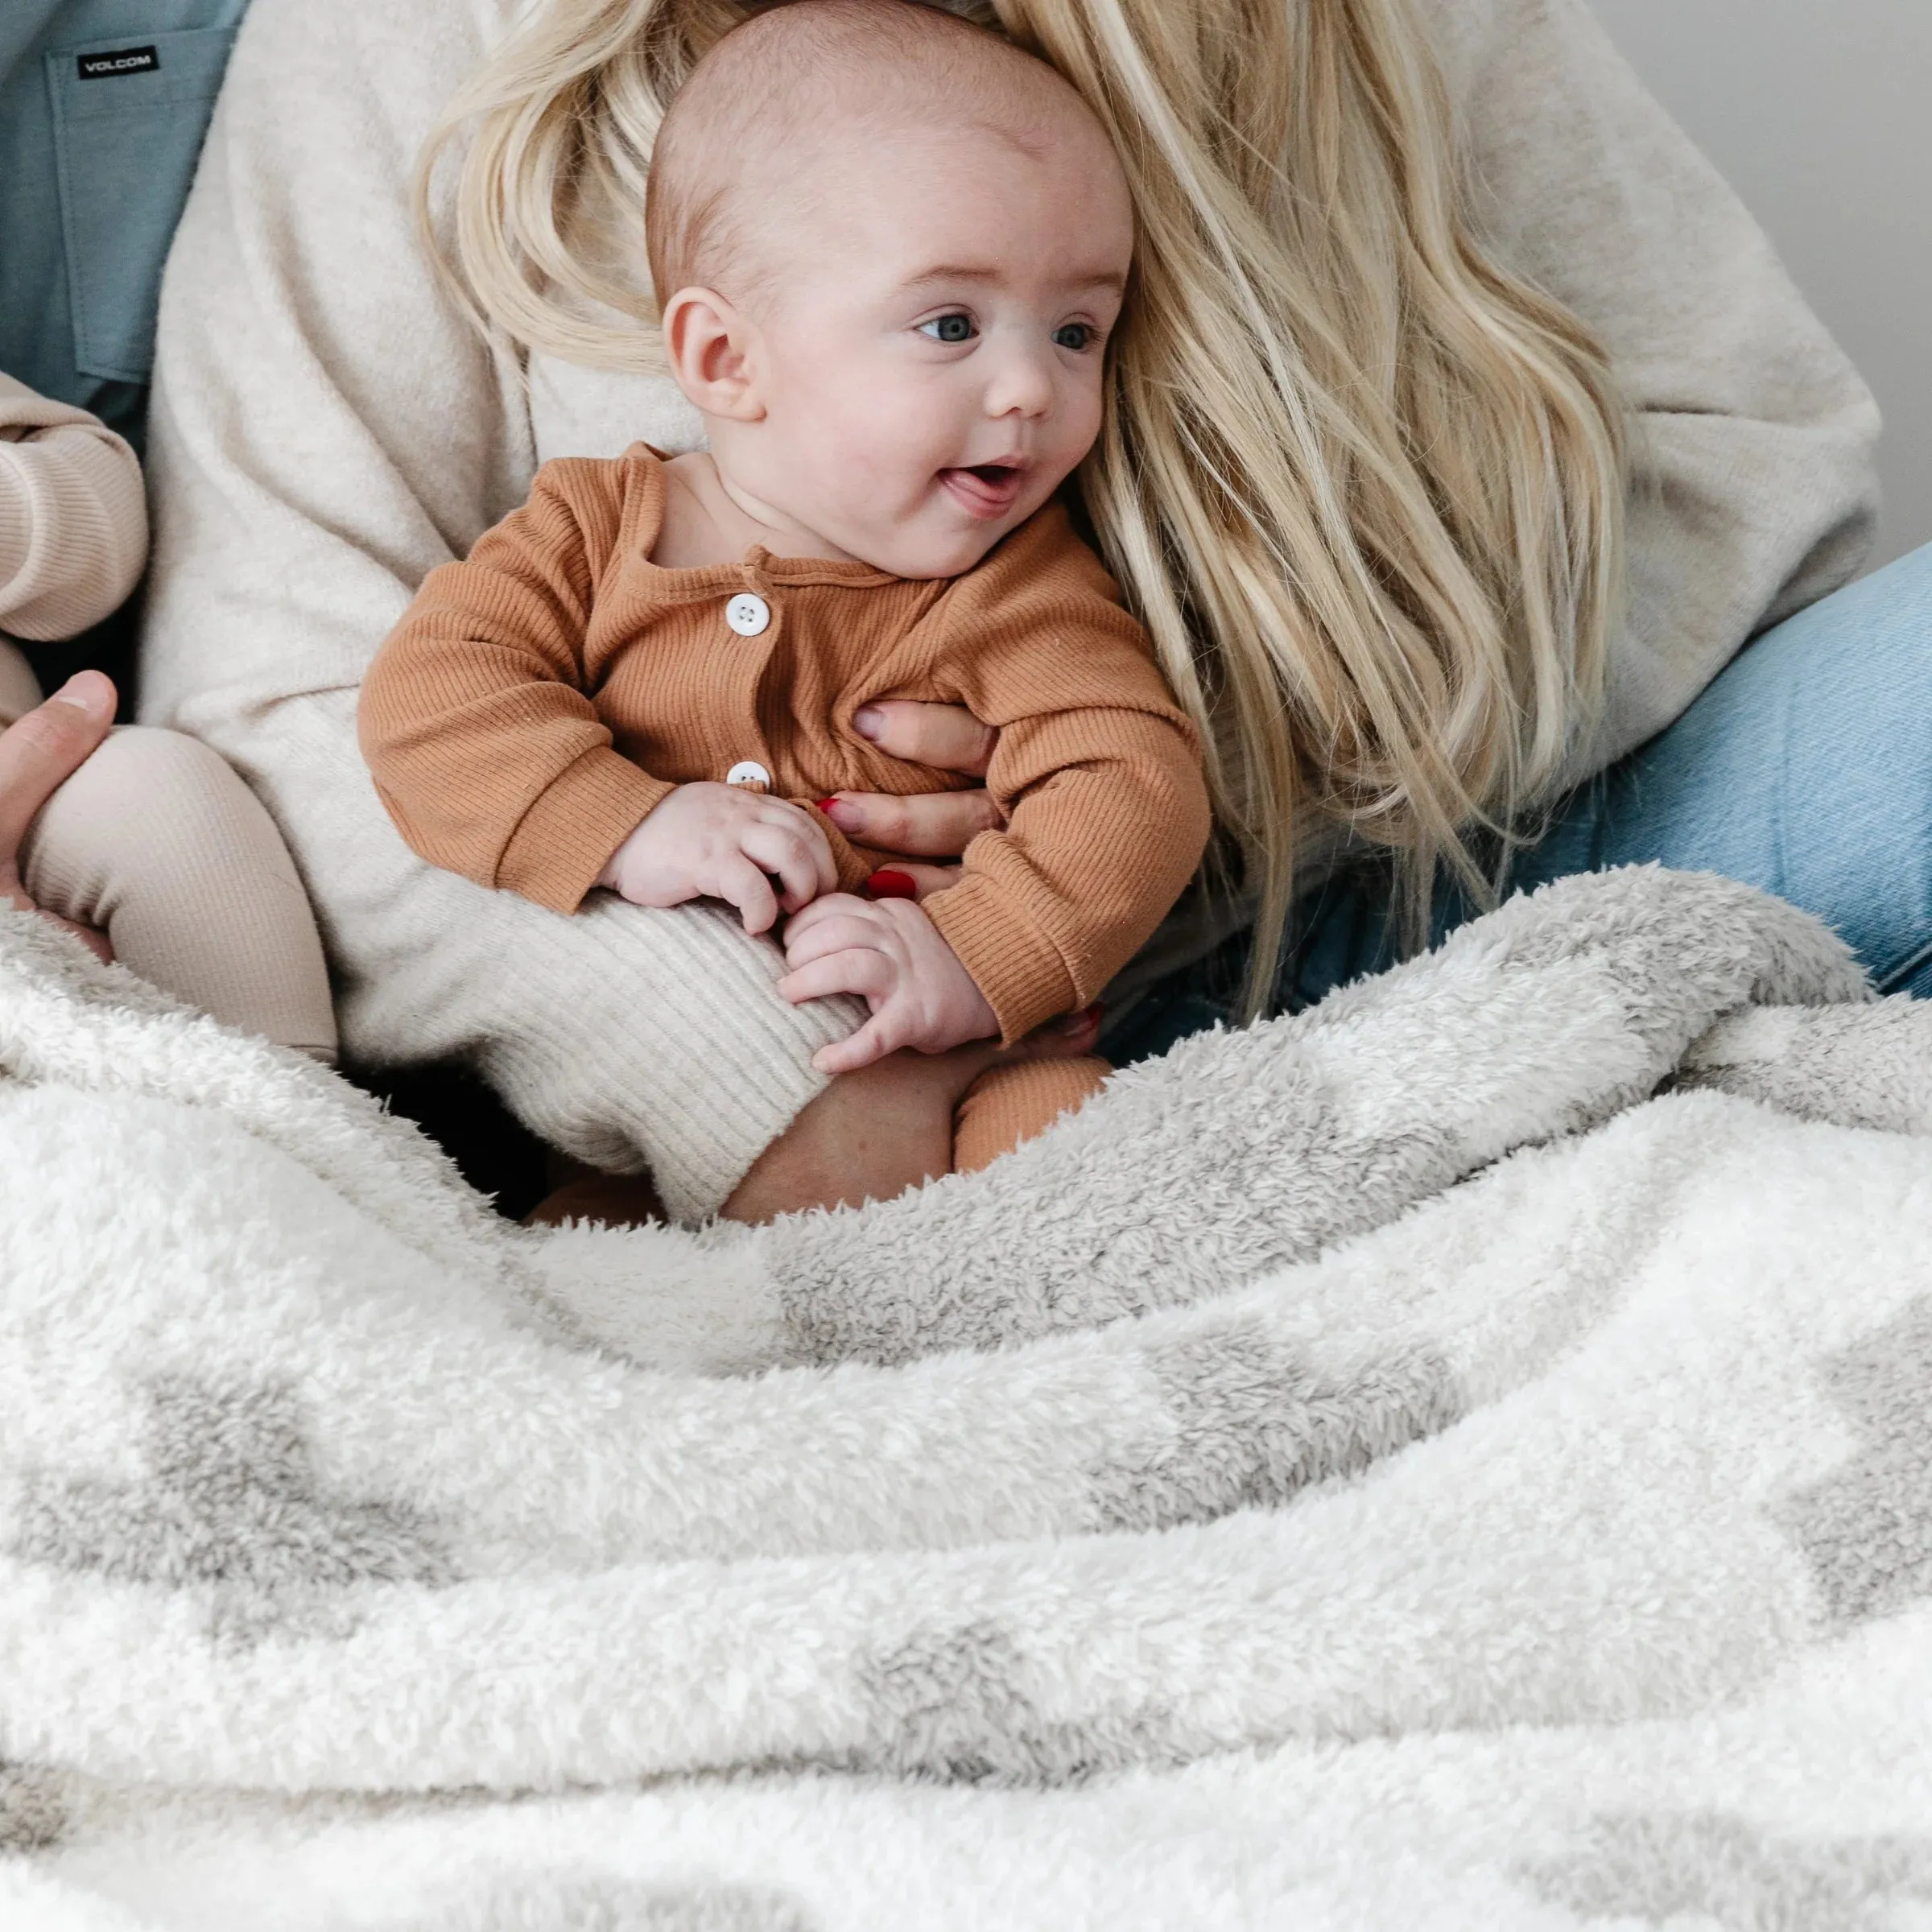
[0,1761,70,1853]
[411,1877,816,1932]
[9,1374,453,1645]
[1778,1298,1932,1626]
[857,1619,1175,1782]
[1519,1811,1932,1928]
[1089,1319,1462,1532]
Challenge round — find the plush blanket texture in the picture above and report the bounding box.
[5,867,1932,1929]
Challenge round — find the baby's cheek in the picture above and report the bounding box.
[1043,382,1106,481]
[854,393,960,497]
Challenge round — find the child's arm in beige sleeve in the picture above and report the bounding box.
[357,459,673,914]
[0,373,147,642]
[915,515,1215,1045]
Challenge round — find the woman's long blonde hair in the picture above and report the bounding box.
[420,0,1625,1009]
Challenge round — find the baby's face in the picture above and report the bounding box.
[712,114,1133,578]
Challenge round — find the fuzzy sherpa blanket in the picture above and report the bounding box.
[7,866,1932,1930]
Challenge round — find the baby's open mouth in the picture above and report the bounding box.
[941,461,1027,518]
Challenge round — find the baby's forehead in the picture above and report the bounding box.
[748,105,1126,289]
[715,55,1103,188]
[649,2,1125,301]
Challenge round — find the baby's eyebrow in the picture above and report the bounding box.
[902,262,1127,295]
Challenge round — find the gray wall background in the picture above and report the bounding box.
[1587,0,1931,568]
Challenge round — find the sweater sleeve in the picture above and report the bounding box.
[358,460,672,914]
[0,371,147,642]
[917,516,1215,1044]
[1422,0,1882,771]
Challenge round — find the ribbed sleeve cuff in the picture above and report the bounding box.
[495,749,674,914]
[925,877,1078,1045]
[0,471,28,611]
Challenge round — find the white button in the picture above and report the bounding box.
[725,761,771,788]
[725,592,770,637]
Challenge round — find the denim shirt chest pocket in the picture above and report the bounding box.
[45,23,238,384]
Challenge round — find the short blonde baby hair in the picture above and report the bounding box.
[644,0,1100,302]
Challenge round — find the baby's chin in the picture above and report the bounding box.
[846,499,1039,582]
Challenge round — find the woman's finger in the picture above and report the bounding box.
[778,947,893,1007]
[716,856,779,936]
[822,786,1001,857]
[851,700,997,776]
[0,673,115,859]
[866,862,960,902]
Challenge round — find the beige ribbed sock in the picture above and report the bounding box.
[19,724,338,1059]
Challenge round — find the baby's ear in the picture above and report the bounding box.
[660,287,765,421]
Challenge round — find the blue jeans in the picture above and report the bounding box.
[1114,543,1932,1060]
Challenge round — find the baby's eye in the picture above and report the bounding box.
[1053,322,1096,352]
[919,313,976,344]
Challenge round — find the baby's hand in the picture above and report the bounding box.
[778,892,998,1073]
[597,782,836,935]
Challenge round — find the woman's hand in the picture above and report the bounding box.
[820,700,1001,899]
[0,671,116,961]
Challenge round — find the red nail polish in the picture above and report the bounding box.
[815,798,839,813]
[867,869,917,900]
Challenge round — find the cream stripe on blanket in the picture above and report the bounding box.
[6,866,1932,1929]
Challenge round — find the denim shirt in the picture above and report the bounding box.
[1,0,249,449]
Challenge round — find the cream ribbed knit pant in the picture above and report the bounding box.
[0,643,336,1059]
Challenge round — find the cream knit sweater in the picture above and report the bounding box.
[140,0,1880,1221]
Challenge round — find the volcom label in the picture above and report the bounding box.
[76,46,159,80]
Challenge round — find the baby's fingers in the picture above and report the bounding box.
[811,1013,902,1075]
[740,819,822,914]
[777,947,893,1007]
[717,856,780,935]
[782,908,888,969]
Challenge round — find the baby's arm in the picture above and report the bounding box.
[0,374,147,642]
[776,519,1212,1069]
[361,459,837,931]
[358,460,667,911]
[892,520,1213,1048]
[776,692,1204,1067]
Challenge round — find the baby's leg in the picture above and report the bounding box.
[719,1010,1104,1223]
[18,725,338,1058]
[952,1055,1110,1172]
[720,1044,1001,1221]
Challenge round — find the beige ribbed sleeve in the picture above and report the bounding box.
[0,372,148,643]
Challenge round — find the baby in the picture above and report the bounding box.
[0,369,336,1057]
[360,0,1211,1208]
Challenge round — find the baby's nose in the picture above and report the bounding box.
[985,345,1056,419]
